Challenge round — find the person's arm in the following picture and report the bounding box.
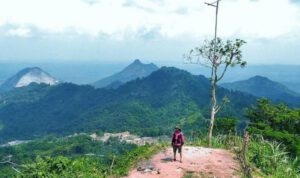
[181,132,185,145]
[171,133,174,146]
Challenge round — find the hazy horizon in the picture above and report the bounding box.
[0,60,299,85]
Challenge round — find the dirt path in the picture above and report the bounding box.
[126,146,241,178]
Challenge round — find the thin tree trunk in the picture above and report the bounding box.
[208,105,215,147]
[208,78,217,147]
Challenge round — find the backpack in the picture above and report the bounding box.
[172,132,183,146]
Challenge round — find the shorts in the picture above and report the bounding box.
[173,145,182,153]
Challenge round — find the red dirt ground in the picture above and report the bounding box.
[126,146,241,178]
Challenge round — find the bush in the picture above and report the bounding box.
[246,99,300,158]
[20,156,106,178]
[247,135,299,177]
[214,118,238,135]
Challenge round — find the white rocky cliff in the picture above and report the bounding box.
[0,67,59,91]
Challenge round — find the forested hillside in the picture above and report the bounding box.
[221,75,300,107]
[0,67,256,143]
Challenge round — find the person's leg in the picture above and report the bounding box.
[179,146,182,162]
[173,146,177,161]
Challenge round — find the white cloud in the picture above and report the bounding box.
[7,27,31,37]
[0,0,299,40]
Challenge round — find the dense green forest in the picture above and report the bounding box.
[0,67,256,143]
[0,83,51,107]
[0,135,164,177]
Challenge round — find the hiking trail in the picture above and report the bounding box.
[126,146,241,178]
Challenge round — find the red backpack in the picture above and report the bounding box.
[172,132,184,146]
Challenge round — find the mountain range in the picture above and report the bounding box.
[0,61,300,143]
[0,67,58,92]
[92,59,158,89]
[221,75,300,106]
[0,67,256,143]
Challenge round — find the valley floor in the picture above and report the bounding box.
[126,146,241,178]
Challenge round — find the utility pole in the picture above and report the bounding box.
[205,0,220,46]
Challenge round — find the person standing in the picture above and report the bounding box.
[171,126,184,162]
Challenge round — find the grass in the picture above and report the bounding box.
[182,171,198,178]
[186,133,299,178]
[112,142,167,176]
[246,135,299,178]
[186,133,243,149]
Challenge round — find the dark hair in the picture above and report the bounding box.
[175,127,181,131]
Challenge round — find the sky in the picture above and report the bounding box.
[0,0,300,65]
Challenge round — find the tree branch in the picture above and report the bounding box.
[11,166,21,173]
[215,105,221,113]
[217,64,229,82]
[217,52,235,82]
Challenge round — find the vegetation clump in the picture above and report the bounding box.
[0,135,165,177]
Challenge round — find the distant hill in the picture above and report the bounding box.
[92,59,158,88]
[282,81,300,95]
[0,67,256,143]
[0,67,59,92]
[221,75,300,106]
[0,83,51,107]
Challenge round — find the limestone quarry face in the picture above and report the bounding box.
[0,67,59,91]
[15,70,58,87]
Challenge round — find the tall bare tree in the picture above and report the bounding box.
[186,37,247,147]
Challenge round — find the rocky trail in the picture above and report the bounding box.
[126,146,241,178]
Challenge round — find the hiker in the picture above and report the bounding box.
[171,126,184,162]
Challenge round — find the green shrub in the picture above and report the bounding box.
[246,99,300,158]
[20,156,106,178]
[247,136,299,177]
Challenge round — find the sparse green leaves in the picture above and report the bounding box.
[222,96,230,104]
[185,38,247,77]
